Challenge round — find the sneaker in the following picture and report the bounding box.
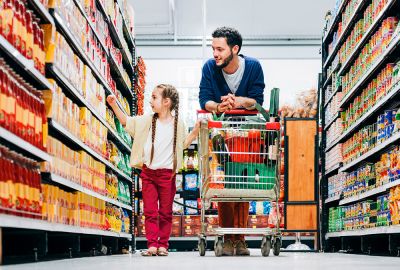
[235,240,250,256]
[222,240,235,256]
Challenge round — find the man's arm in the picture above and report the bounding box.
[246,61,265,106]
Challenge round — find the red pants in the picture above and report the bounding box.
[218,202,249,241]
[141,166,176,249]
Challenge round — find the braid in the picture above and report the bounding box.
[172,99,179,173]
[150,113,158,164]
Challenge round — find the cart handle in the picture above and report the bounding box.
[197,109,261,115]
[208,120,280,130]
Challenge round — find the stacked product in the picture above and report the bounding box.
[0,145,42,217]
[326,144,343,172]
[0,59,47,150]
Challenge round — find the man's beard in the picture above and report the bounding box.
[216,50,234,69]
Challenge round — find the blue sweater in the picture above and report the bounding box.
[199,55,265,110]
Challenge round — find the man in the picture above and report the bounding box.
[199,27,265,256]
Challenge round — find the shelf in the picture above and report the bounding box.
[47,64,131,154]
[323,0,348,44]
[73,0,108,56]
[325,163,341,176]
[0,126,52,162]
[338,0,397,76]
[325,136,341,152]
[0,35,52,90]
[336,82,400,144]
[108,53,132,95]
[323,0,367,68]
[119,5,135,48]
[51,9,132,110]
[339,33,400,108]
[0,214,132,239]
[135,236,315,241]
[43,173,132,210]
[324,112,340,131]
[107,14,132,70]
[339,131,400,173]
[325,194,341,204]
[324,89,341,108]
[325,225,400,239]
[28,0,55,25]
[338,178,400,206]
[48,119,132,183]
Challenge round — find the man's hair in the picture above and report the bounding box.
[212,27,242,53]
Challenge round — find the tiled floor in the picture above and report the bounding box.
[2,250,399,270]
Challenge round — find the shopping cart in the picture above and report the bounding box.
[197,109,282,257]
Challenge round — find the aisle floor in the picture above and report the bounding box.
[1,250,399,270]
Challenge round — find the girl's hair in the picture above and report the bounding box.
[150,84,179,173]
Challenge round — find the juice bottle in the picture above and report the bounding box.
[12,0,21,52]
[2,0,14,44]
[28,90,36,146]
[0,66,6,127]
[39,29,45,74]
[8,74,16,134]
[15,78,23,138]
[32,20,39,71]
[25,10,33,60]
[20,2,26,57]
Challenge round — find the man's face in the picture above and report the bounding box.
[212,37,236,69]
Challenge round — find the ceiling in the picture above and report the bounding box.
[129,0,336,42]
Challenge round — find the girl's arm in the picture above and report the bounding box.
[107,95,127,126]
[184,120,201,148]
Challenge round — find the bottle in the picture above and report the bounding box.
[12,0,21,52]
[39,29,45,74]
[25,10,33,60]
[0,66,5,127]
[20,2,26,57]
[32,19,39,71]
[2,0,14,44]
[7,72,16,134]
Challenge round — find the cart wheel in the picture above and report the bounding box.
[261,236,271,257]
[214,238,223,257]
[273,237,281,256]
[198,238,206,256]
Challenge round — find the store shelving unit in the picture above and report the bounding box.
[320,0,400,255]
[0,0,137,264]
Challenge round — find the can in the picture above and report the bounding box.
[384,110,393,126]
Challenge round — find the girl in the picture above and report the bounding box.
[107,84,200,256]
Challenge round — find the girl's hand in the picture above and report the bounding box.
[107,95,117,107]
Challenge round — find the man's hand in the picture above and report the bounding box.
[220,94,235,112]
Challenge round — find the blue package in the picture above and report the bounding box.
[184,174,198,191]
[185,200,198,215]
[263,201,271,215]
[249,201,256,215]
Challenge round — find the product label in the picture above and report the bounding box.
[7,95,16,115]
[0,93,7,120]
[23,107,29,126]
[35,115,41,134]
[26,33,33,59]
[16,103,23,124]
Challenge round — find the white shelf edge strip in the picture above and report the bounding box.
[338,82,400,145]
[0,35,52,89]
[323,0,366,68]
[50,120,131,182]
[50,65,131,154]
[49,174,132,210]
[53,10,132,114]
[339,178,400,206]
[325,195,341,203]
[339,33,400,108]
[338,0,396,76]
[339,131,400,172]
[323,0,348,43]
[0,126,52,162]
[325,225,400,239]
[0,214,131,239]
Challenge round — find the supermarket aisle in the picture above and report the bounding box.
[1,251,399,270]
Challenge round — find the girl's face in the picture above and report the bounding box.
[150,87,171,113]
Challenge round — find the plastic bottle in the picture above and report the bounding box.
[25,10,33,60]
